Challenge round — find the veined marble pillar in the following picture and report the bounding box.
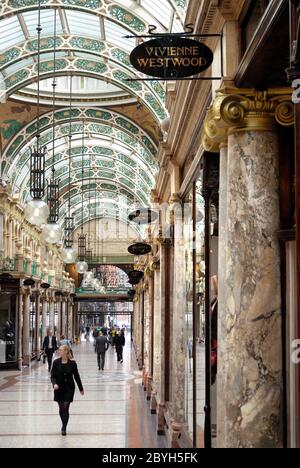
[201,88,294,448]
[61,300,66,338]
[219,130,283,448]
[41,297,48,345]
[171,216,186,424]
[49,298,55,333]
[22,291,31,367]
[68,302,73,340]
[216,144,229,431]
[34,292,41,354]
[143,288,150,382]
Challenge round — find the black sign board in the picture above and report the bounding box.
[130,37,213,79]
[128,243,152,256]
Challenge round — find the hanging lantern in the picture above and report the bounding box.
[25,198,49,227]
[76,261,89,274]
[24,7,49,227]
[128,207,158,225]
[42,222,63,244]
[61,247,77,264]
[128,242,152,256]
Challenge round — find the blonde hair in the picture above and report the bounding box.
[59,345,73,360]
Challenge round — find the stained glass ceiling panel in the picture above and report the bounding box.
[141,0,173,29]
[22,9,63,36]
[0,16,24,49]
[65,10,100,37]
[104,19,135,51]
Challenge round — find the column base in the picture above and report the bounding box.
[137,357,143,370]
[146,376,152,401]
[156,403,165,435]
[150,390,157,414]
[22,355,31,368]
[169,420,183,448]
[142,368,148,390]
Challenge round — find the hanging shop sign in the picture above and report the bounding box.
[130,37,214,79]
[129,278,140,286]
[40,282,50,289]
[128,243,152,256]
[128,208,158,225]
[128,270,144,282]
[23,278,35,287]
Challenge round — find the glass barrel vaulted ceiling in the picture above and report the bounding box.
[0,0,188,236]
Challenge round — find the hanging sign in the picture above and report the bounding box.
[130,37,214,79]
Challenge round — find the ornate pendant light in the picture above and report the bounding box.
[62,75,76,264]
[42,9,62,244]
[24,0,49,226]
[76,120,88,274]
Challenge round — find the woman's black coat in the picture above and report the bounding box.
[51,358,83,403]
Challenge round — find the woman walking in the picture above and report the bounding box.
[51,345,84,435]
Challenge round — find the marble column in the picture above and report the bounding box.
[22,291,31,367]
[216,144,229,432]
[143,288,150,389]
[61,300,66,337]
[34,291,41,355]
[217,130,283,448]
[171,216,186,424]
[49,298,55,333]
[68,301,73,340]
[41,296,47,345]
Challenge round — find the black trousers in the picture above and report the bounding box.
[97,352,106,370]
[45,349,55,370]
[116,346,123,361]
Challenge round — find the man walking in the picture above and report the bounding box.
[42,329,58,372]
[95,331,109,370]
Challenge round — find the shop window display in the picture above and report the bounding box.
[0,294,17,364]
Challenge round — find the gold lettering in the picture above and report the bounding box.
[137,58,150,67]
[145,47,156,57]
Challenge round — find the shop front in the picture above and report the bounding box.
[0,275,20,369]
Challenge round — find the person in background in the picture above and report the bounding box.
[95,331,109,371]
[114,330,125,363]
[85,325,90,341]
[59,335,73,358]
[42,329,58,372]
[51,345,84,436]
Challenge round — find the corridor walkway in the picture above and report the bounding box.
[0,336,167,448]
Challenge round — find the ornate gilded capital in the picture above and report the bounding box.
[150,259,160,272]
[201,87,294,152]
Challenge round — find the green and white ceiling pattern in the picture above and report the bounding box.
[4,107,158,228]
[0,0,188,117]
[0,0,188,233]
